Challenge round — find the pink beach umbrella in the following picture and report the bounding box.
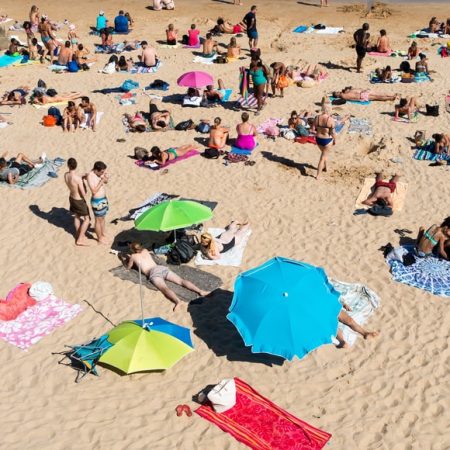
[177,71,214,88]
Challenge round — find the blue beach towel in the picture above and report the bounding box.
[0,54,22,68]
[230,146,256,156]
[293,26,309,33]
[330,96,371,105]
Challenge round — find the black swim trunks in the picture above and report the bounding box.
[356,45,366,58]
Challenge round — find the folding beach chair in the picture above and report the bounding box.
[54,334,112,383]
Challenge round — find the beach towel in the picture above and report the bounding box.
[79,112,104,129]
[47,64,68,72]
[369,72,401,84]
[301,26,343,35]
[413,147,450,162]
[195,227,252,267]
[128,192,177,220]
[130,61,162,74]
[348,118,373,135]
[237,93,268,109]
[95,43,125,54]
[386,245,450,297]
[230,147,253,156]
[0,158,64,189]
[392,112,419,123]
[413,72,432,83]
[331,280,380,346]
[218,89,232,102]
[0,54,22,68]
[183,43,201,49]
[135,149,200,170]
[0,293,83,350]
[293,25,309,33]
[193,54,218,65]
[116,92,137,105]
[159,43,180,49]
[367,51,394,57]
[329,96,371,105]
[196,377,331,450]
[256,118,284,135]
[355,178,407,212]
[32,101,68,110]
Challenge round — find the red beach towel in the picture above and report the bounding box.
[196,378,331,450]
[0,283,36,321]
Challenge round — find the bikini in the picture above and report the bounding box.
[374,180,396,193]
[315,115,334,147]
[416,225,438,257]
[166,148,178,159]
[220,238,235,253]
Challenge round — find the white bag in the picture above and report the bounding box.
[207,378,236,413]
[29,281,53,301]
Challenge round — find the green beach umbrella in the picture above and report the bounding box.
[98,321,194,374]
[134,199,213,232]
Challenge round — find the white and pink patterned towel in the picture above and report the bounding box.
[0,295,83,350]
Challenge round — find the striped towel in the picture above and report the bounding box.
[413,149,450,161]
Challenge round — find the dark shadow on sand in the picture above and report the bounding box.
[319,61,352,72]
[188,288,285,366]
[29,205,74,236]
[261,151,315,177]
[297,1,321,6]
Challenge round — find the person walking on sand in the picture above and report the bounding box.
[354,23,370,73]
[87,161,109,244]
[123,242,209,311]
[64,158,91,246]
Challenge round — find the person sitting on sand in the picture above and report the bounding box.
[101,28,113,47]
[407,41,419,60]
[208,117,229,149]
[139,41,159,68]
[270,62,287,98]
[362,173,399,208]
[332,87,397,102]
[187,24,200,47]
[0,151,43,184]
[114,10,129,34]
[117,55,133,71]
[28,37,40,60]
[74,44,96,65]
[432,133,450,154]
[6,38,20,56]
[146,144,198,166]
[57,41,73,66]
[166,23,178,45]
[31,91,82,105]
[200,221,250,260]
[445,19,450,35]
[149,100,172,130]
[415,53,428,73]
[235,112,257,150]
[216,17,246,34]
[96,10,107,32]
[123,242,209,311]
[203,79,226,103]
[80,97,97,131]
[375,65,393,82]
[124,112,147,132]
[375,29,390,53]
[288,110,309,132]
[227,37,240,59]
[428,17,440,33]
[125,12,134,30]
[0,87,29,105]
[203,33,221,57]
[415,218,450,259]
[394,97,418,121]
[63,101,84,132]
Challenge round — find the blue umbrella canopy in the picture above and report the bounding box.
[133,317,194,347]
[227,257,342,360]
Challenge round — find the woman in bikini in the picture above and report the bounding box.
[124,112,146,132]
[149,100,171,131]
[29,5,40,29]
[208,117,229,149]
[200,221,250,260]
[415,53,428,73]
[235,112,257,150]
[416,218,450,259]
[63,101,84,132]
[432,133,450,154]
[333,87,397,102]
[0,87,30,105]
[311,104,336,180]
[148,144,198,165]
[394,97,418,121]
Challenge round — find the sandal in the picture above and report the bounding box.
[182,405,192,417]
[175,405,184,417]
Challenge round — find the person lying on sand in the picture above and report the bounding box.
[432,133,450,154]
[203,33,221,57]
[415,218,450,259]
[31,91,83,105]
[63,101,84,132]
[394,97,418,121]
[333,87,397,102]
[216,17,246,34]
[124,112,147,132]
[375,65,392,82]
[362,173,399,208]
[0,86,30,105]
[200,221,249,259]
[0,151,44,184]
[145,144,197,165]
[149,100,172,131]
[208,117,229,149]
[336,305,379,348]
[122,242,209,311]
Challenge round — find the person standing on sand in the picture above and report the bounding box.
[64,158,91,246]
[243,5,258,49]
[87,161,109,245]
[354,23,370,73]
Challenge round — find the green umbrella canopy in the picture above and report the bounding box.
[134,200,213,231]
[98,321,194,374]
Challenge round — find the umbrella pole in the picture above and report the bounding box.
[138,264,145,328]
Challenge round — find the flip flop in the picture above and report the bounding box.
[175,405,184,417]
[182,405,192,417]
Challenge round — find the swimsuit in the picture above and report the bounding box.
[316,137,334,147]
[69,197,89,217]
[42,36,51,44]
[235,124,256,150]
[166,148,178,159]
[249,68,267,86]
[220,237,235,253]
[203,52,216,58]
[360,91,370,102]
[148,265,170,284]
[374,180,396,193]
[233,24,242,34]
[91,196,109,217]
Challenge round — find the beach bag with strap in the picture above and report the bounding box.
[196,122,210,133]
[426,104,439,117]
[43,115,57,127]
[203,148,220,159]
[48,106,62,125]
[175,119,195,131]
[207,379,237,413]
[277,75,289,89]
[166,241,196,265]
[134,147,149,160]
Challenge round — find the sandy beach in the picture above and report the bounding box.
[0,1,449,449]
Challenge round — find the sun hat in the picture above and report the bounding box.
[99,10,104,15]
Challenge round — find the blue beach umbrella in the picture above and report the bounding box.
[133,317,194,347]
[227,257,342,360]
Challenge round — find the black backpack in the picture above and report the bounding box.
[166,240,196,265]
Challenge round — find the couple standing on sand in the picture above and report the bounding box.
[64,159,109,246]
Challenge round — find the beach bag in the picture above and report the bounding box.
[166,240,196,265]
[282,129,296,140]
[264,126,280,137]
[47,106,62,125]
[43,115,57,127]
[196,122,210,133]
[134,147,149,160]
[277,75,289,89]
[175,119,195,131]
[203,148,220,159]
[37,79,47,88]
[300,79,315,88]
[121,79,139,92]
[426,104,439,117]
[207,379,237,413]
[182,34,189,45]
[67,60,79,72]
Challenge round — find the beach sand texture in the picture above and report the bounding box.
[0,1,449,449]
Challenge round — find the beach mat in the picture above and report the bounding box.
[348,118,373,135]
[413,148,450,162]
[196,377,332,450]
[331,280,380,347]
[195,227,252,267]
[293,25,309,33]
[0,54,22,68]
[183,43,201,49]
[355,178,407,212]
[110,262,222,302]
[329,96,371,105]
[0,158,65,189]
[135,149,200,170]
[193,54,218,65]
[130,61,162,74]
[0,291,83,350]
[79,112,104,129]
[32,101,68,110]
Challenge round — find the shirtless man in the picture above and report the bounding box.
[139,41,158,67]
[86,161,109,244]
[353,23,370,73]
[123,242,209,311]
[0,152,40,185]
[64,158,91,246]
[58,41,73,66]
[79,97,97,131]
[203,33,220,57]
[376,29,390,53]
[362,173,399,208]
[38,16,58,64]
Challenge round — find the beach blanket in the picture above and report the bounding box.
[368,50,394,57]
[183,43,201,49]
[413,147,450,162]
[355,178,407,212]
[116,92,137,105]
[409,30,450,39]
[256,118,283,135]
[193,54,218,65]
[300,26,343,35]
[330,96,371,105]
[196,377,331,450]
[236,93,268,109]
[159,43,180,49]
[130,61,162,74]
[0,54,22,68]
[128,192,176,220]
[413,73,432,83]
[386,245,450,297]
[79,112,104,129]
[0,158,64,189]
[0,294,83,350]
[331,280,380,347]
[348,118,373,135]
[135,149,200,170]
[195,227,252,267]
[230,147,253,156]
[370,72,401,84]
[47,64,68,72]
[95,43,125,54]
